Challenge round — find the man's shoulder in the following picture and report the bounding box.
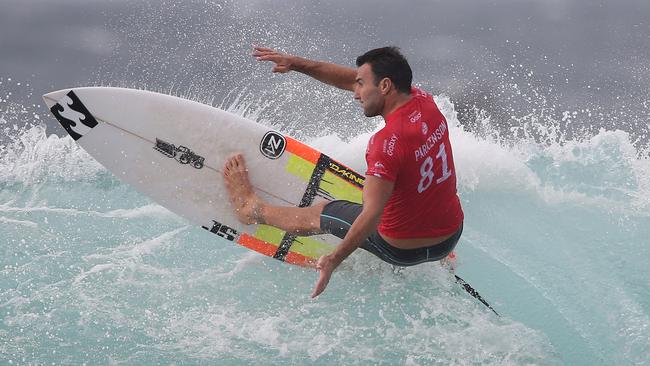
[410,87,444,121]
[411,86,434,99]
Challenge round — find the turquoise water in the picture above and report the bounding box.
[1,91,648,365]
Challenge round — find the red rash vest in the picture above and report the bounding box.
[365,87,464,238]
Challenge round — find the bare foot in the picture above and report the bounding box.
[223,154,265,225]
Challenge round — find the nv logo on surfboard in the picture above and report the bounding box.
[260,131,286,159]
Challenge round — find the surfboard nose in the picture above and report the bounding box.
[43,88,100,140]
[42,88,71,109]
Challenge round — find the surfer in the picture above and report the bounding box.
[223,46,464,298]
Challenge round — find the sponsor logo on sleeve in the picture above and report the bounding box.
[50,90,98,140]
[386,133,398,156]
[260,131,286,159]
[370,161,388,177]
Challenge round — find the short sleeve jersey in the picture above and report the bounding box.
[365,87,464,238]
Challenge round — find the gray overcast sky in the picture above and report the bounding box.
[1,0,649,142]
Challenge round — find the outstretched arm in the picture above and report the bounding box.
[252,47,357,91]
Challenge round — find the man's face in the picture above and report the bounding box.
[354,63,384,117]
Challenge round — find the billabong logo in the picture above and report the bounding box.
[50,90,98,140]
[260,131,286,159]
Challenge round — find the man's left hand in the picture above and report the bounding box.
[311,254,340,298]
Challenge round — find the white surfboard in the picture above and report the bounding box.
[42,87,365,266]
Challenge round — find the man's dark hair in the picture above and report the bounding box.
[356,47,412,94]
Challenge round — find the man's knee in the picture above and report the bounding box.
[304,201,329,234]
[312,200,329,214]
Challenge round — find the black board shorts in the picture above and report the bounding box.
[320,200,462,267]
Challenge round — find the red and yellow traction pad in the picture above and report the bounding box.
[204,135,453,268]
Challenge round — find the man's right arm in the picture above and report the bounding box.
[252,47,357,91]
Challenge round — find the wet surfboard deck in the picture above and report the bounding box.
[43,87,364,266]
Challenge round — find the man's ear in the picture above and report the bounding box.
[379,77,392,95]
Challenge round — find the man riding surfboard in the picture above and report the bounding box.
[223,46,464,298]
